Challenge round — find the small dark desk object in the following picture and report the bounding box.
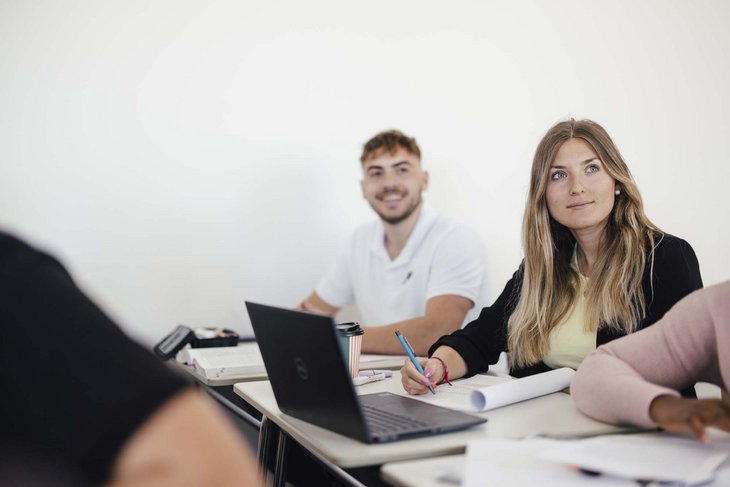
[153,325,239,360]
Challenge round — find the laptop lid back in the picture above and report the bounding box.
[246,302,371,442]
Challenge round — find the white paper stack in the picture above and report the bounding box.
[176,343,266,379]
[462,434,730,487]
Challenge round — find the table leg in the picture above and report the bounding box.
[272,430,290,487]
[257,416,278,481]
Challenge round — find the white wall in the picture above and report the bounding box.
[1,0,728,345]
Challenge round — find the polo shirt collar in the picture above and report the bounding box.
[371,203,437,268]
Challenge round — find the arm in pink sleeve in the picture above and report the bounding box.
[572,350,680,427]
[572,284,723,427]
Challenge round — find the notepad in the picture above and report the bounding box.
[176,344,403,380]
[408,367,575,412]
[176,343,266,379]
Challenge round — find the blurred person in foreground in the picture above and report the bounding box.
[0,231,262,486]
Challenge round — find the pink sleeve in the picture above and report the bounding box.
[572,284,725,428]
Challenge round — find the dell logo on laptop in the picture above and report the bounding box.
[294,357,309,380]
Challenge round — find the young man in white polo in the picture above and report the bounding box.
[300,130,487,355]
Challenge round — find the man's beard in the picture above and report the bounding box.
[371,192,422,225]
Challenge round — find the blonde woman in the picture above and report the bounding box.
[401,119,703,394]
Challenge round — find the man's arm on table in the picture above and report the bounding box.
[362,294,472,356]
[299,291,340,315]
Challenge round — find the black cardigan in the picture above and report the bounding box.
[430,234,703,378]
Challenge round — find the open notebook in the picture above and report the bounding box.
[177,343,266,379]
[176,343,404,380]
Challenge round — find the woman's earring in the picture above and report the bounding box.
[615,189,621,196]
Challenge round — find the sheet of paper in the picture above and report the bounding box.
[407,374,512,411]
[192,344,262,366]
[176,343,261,364]
[407,368,573,412]
[541,433,730,485]
[463,438,633,487]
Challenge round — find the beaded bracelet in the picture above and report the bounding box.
[430,356,452,386]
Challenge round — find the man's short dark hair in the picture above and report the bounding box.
[360,130,421,164]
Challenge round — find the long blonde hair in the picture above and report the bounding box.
[508,119,661,368]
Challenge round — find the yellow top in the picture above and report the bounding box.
[542,257,597,370]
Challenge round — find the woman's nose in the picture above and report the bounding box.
[570,177,585,195]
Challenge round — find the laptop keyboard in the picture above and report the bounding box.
[361,403,429,433]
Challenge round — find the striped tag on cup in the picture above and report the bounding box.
[348,335,362,378]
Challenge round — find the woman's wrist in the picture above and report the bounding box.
[429,345,467,381]
[430,356,452,385]
[649,394,681,424]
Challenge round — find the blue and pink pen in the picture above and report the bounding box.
[395,330,436,394]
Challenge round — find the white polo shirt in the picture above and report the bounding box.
[315,204,488,327]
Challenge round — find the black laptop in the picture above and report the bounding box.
[245,302,486,443]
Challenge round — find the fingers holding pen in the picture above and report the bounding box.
[400,357,444,395]
[401,358,432,395]
[395,330,438,395]
[423,358,445,386]
[400,358,427,394]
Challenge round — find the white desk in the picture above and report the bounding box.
[234,371,625,484]
[381,455,464,487]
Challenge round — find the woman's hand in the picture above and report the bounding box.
[649,394,730,443]
[400,357,444,395]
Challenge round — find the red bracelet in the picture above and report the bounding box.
[430,356,452,386]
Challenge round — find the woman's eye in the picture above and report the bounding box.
[550,171,566,180]
[586,164,600,174]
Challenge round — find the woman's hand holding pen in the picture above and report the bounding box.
[649,394,730,443]
[400,345,468,395]
[401,357,444,395]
